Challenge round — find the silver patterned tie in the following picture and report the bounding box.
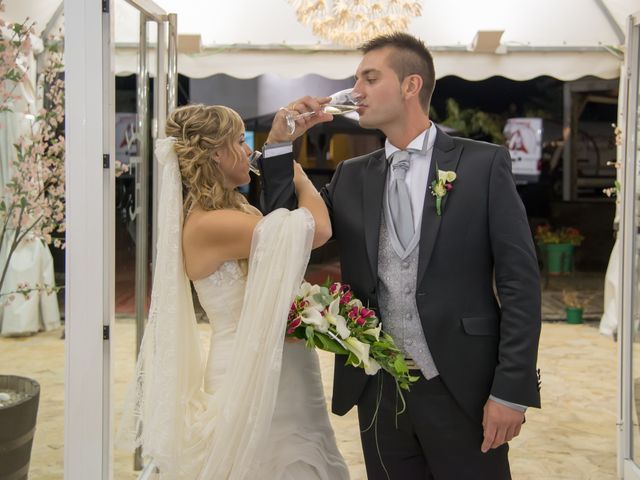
[388,150,414,248]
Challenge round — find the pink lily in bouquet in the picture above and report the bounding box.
[287,281,419,391]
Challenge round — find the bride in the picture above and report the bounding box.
[118,104,349,479]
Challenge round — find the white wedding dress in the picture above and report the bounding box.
[192,260,349,480]
[118,138,348,479]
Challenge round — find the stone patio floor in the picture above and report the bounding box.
[1,313,619,479]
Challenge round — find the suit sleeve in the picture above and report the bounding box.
[488,146,542,408]
[258,151,297,214]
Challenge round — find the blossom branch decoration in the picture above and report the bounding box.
[0,2,65,300]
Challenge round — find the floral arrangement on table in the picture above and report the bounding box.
[287,281,419,391]
[0,5,66,301]
[534,224,584,246]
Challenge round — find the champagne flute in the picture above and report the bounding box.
[248,150,261,176]
[284,88,361,135]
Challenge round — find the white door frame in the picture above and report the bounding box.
[64,0,174,477]
[619,9,640,480]
[64,0,115,477]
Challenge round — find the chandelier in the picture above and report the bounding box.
[288,0,423,48]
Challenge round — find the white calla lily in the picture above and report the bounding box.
[364,358,381,375]
[325,299,351,339]
[301,307,329,332]
[345,337,371,367]
[334,315,351,339]
[328,298,351,339]
[328,298,340,315]
[363,324,381,341]
[298,282,312,297]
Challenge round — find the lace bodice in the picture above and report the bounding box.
[193,260,247,325]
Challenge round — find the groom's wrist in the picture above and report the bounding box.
[489,394,527,412]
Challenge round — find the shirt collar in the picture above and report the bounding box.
[385,125,435,162]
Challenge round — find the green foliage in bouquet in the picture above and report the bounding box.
[287,281,419,391]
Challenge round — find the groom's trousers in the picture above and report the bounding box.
[357,370,511,480]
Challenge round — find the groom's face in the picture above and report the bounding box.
[353,47,405,132]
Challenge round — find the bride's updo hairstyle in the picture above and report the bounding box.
[166,104,249,215]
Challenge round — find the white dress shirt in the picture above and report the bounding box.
[384,126,436,231]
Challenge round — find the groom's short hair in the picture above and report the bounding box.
[359,32,435,112]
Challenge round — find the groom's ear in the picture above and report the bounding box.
[402,74,423,101]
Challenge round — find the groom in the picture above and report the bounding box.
[259,32,541,479]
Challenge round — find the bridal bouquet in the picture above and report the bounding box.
[287,281,419,390]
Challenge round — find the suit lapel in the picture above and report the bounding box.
[363,149,388,284]
[417,128,463,286]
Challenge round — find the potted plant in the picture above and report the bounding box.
[535,224,584,274]
[0,375,40,479]
[562,290,584,324]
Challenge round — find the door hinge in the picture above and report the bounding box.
[103,154,110,169]
[102,0,109,14]
[103,325,110,340]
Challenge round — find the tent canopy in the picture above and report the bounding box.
[4,0,635,80]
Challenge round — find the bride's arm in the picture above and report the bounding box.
[184,171,331,277]
[292,162,332,246]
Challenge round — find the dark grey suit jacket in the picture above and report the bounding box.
[260,127,541,423]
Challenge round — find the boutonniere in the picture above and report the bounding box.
[430,168,456,216]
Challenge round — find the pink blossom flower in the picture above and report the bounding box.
[340,290,353,305]
[360,307,375,319]
[287,317,302,335]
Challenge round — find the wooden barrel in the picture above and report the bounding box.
[0,376,40,480]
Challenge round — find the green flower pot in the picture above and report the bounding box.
[541,243,574,274]
[566,307,584,324]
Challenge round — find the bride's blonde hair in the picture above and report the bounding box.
[166,104,250,215]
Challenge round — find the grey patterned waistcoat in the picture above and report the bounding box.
[377,200,439,379]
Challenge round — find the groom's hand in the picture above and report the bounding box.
[481,398,524,453]
[266,96,333,144]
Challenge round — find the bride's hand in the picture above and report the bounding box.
[293,161,309,190]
